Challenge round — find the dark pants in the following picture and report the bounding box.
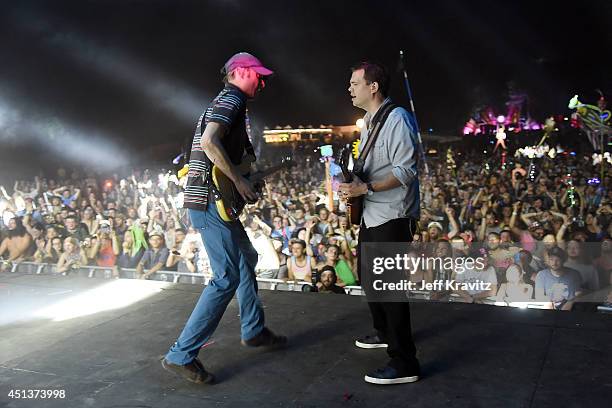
[357,217,419,372]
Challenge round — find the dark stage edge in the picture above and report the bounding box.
[0,273,611,408]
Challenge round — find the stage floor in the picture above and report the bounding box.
[1,272,611,408]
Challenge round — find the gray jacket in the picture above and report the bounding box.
[358,99,420,228]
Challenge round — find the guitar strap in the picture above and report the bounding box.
[353,102,398,178]
[244,107,256,159]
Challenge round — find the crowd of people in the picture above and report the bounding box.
[1,143,611,307]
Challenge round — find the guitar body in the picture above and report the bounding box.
[212,161,252,222]
[347,196,363,226]
[212,158,294,222]
[338,147,363,226]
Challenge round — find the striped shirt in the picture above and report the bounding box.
[183,84,253,211]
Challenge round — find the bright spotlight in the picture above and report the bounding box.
[34,279,170,322]
[0,94,131,170]
[356,118,365,129]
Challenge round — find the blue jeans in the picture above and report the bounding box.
[164,204,264,365]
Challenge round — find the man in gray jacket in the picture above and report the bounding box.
[339,61,420,385]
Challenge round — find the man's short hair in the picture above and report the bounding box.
[351,61,391,97]
[222,68,238,84]
[546,246,567,263]
[291,227,306,239]
[320,265,336,276]
[289,238,307,249]
[149,231,164,240]
[326,244,340,252]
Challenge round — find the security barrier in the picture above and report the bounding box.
[5,261,611,310]
[5,261,364,295]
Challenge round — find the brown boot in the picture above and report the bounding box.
[241,327,287,348]
[161,358,215,384]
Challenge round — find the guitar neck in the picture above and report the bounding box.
[339,147,354,183]
[341,168,354,183]
[249,164,289,182]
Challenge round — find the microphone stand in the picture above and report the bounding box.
[399,50,429,176]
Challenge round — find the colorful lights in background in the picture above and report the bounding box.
[568,94,612,150]
[463,85,543,136]
[563,173,577,207]
[446,147,457,177]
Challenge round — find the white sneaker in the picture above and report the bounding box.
[354,334,388,349]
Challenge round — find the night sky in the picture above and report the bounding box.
[0,0,610,171]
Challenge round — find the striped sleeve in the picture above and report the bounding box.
[207,91,244,127]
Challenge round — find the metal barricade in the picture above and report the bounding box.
[344,286,364,296]
[255,278,287,291]
[407,290,432,301]
[12,261,607,313]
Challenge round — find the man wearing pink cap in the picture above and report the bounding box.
[162,52,286,385]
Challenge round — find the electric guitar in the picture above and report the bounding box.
[338,147,363,226]
[212,158,294,222]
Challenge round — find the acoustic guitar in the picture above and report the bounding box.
[338,147,363,226]
[212,158,294,222]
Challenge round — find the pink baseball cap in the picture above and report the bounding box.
[222,52,274,76]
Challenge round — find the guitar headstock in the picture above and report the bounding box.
[337,146,353,182]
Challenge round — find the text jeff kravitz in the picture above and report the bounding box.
[371,279,492,292]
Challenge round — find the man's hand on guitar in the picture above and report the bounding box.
[234,176,259,203]
[338,176,368,200]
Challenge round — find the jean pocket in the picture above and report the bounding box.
[188,208,209,230]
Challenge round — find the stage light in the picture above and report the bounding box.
[34,279,170,322]
[497,115,505,124]
[0,95,130,170]
[0,102,22,141]
[356,118,364,129]
[58,39,206,122]
[14,15,207,122]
